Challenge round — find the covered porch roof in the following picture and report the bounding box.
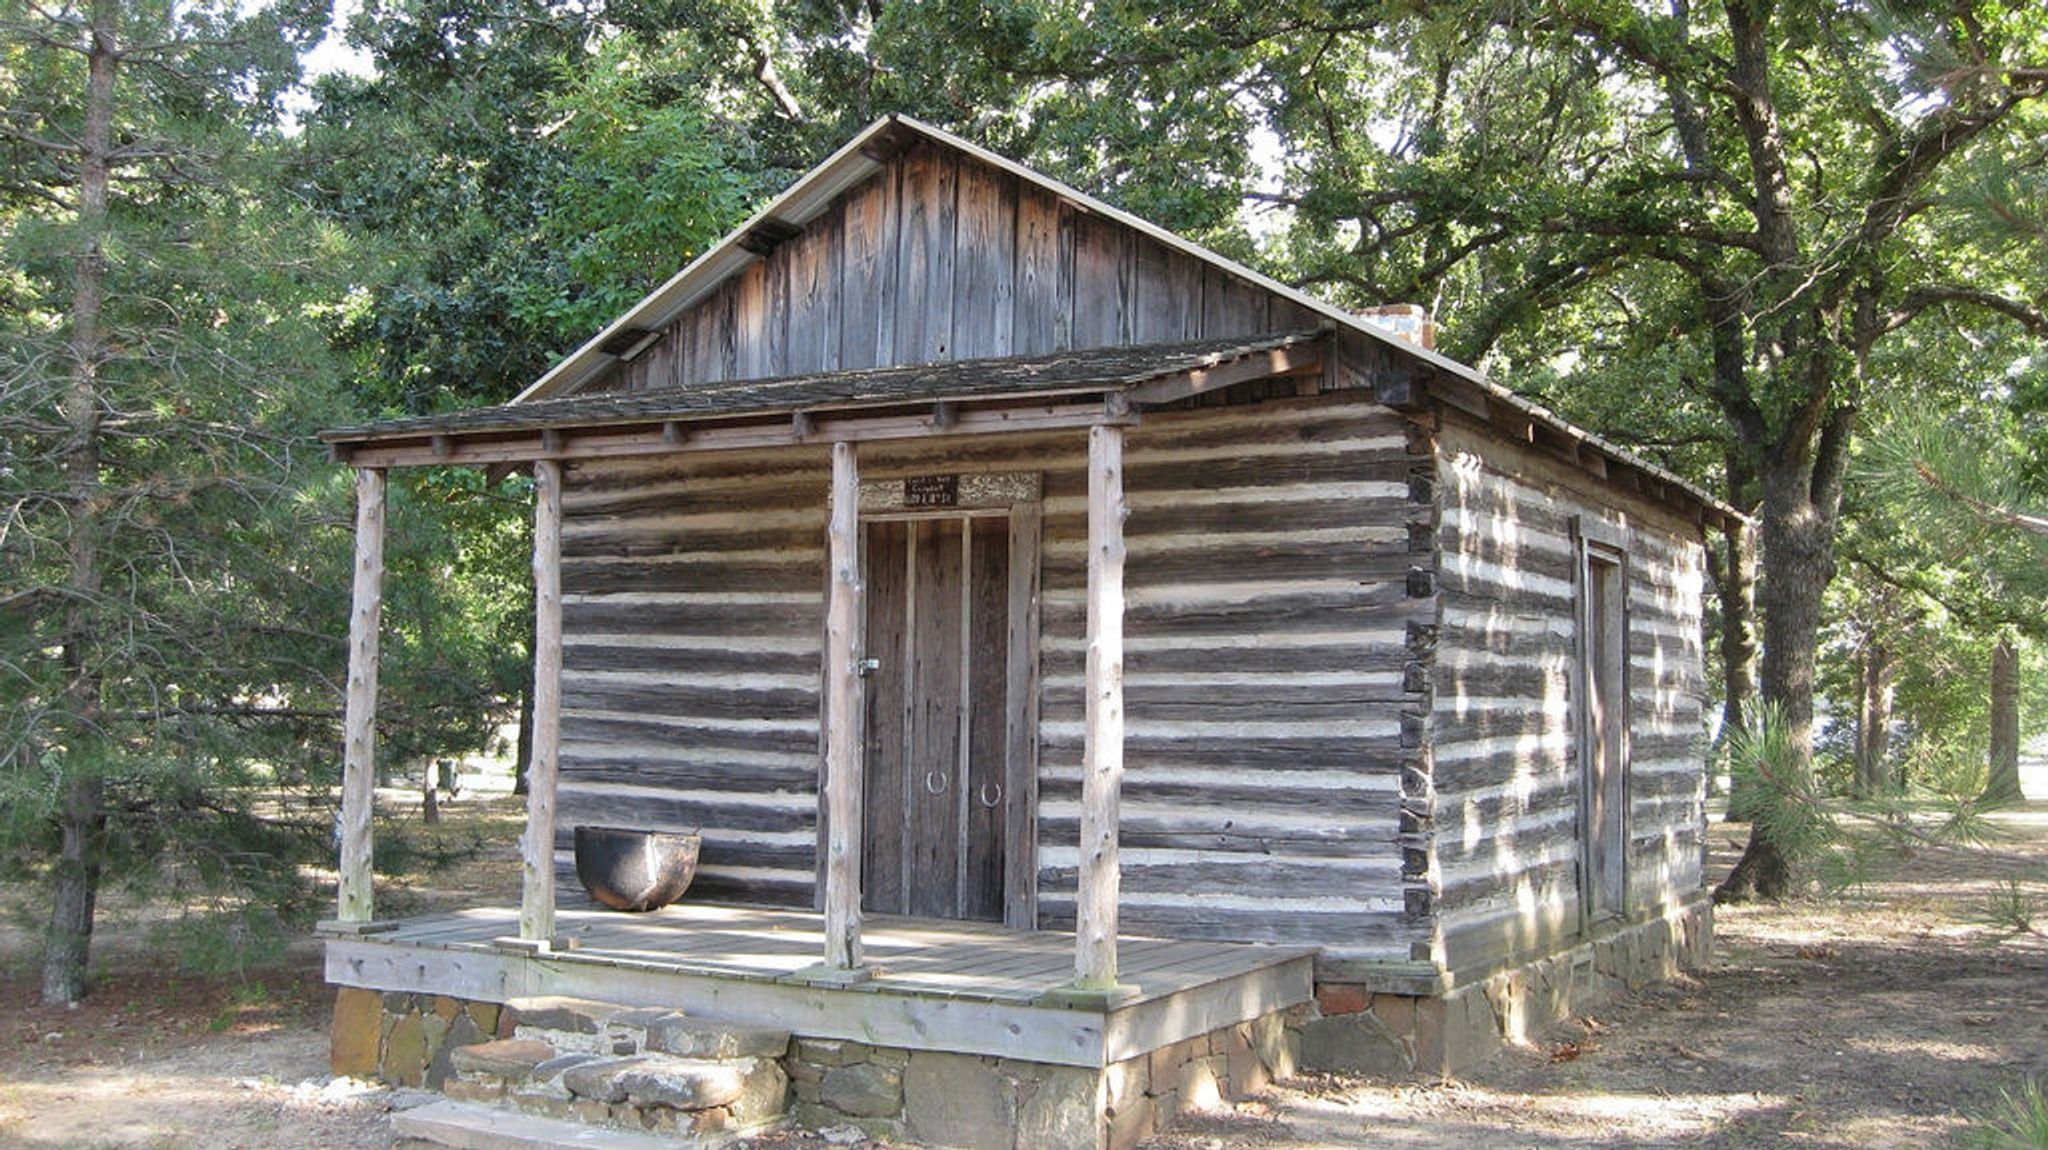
[319,331,1325,469]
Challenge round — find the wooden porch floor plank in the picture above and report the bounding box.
[355,904,1308,1008]
[388,909,512,936]
[1123,945,1298,988]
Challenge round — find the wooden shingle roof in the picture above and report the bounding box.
[320,332,1332,471]
[321,332,1317,443]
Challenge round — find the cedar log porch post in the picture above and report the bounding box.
[334,467,386,925]
[818,440,867,975]
[520,458,564,945]
[1071,422,1131,996]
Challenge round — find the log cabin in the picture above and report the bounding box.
[318,116,1734,1149]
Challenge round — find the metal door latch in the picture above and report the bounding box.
[855,656,881,678]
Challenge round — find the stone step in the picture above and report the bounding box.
[393,1099,732,1150]
[451,1038,556,1079]
[563,1054,786,1121]
[444,1008,791,1139]
[645,1017,790,1060]
[502,997,791,1062]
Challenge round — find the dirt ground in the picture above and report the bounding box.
[3,800,2044,1149]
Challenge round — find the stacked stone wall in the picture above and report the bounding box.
[785,1010,1299,1150]
[1298,893,1712,1074]
[332,987,1301,1150]
[330,989,498,1089]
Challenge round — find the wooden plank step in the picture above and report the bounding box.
[391,1100,729,1150]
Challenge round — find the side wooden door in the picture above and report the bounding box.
[860,514,1013,920]
[1577,543,1629,924]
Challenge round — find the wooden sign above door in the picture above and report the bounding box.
[859,471,1041,514]
[902,474,958,507]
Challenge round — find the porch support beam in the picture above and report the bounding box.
[820,441,867,974]
[329,399,1141,469]
[1070,423,1131,997]
[521,458,564,945]
[335,467,385,925]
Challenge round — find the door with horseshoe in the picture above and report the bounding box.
[860,513,1012,920]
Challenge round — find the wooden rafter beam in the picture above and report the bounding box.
[1122,344,1324,406]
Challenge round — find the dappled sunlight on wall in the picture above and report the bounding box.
[1427,425,1711,972]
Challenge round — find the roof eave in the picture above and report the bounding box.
[514,117,917,403]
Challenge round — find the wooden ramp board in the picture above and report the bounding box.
[328,904,1315,1068]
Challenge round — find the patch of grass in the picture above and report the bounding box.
[1966,1078,2048,1149]
[1972,880,2045,939]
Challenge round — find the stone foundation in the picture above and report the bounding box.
[330,988,500,1089]
[785,1011,1298,1150]
[333,987,1299,1150]
[335,901,1706,1144]
[1297,897,1713,1076]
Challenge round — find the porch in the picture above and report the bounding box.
[321,903,1313,1069]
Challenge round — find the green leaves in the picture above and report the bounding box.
[507,34,756,338]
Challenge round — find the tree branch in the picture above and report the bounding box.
[1856,79,2048,253]
[1908,460,2048,539]
[1886,285,2048,335]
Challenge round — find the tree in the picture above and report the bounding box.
[1860,407,2048,803]
[298,0,774,806]
[301,0,765,413]
[294,2,2046,907]
[0,0,349,1003]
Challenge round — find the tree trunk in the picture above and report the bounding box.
[1712,518,1763,820]
[42,775,105,1005]
[43,0,118,1006]
[1854,629,1894,798]
[1717,520,1760,737]
[1717,454,1840,903]
[513,681,535,797]
[1984,633,2022,803]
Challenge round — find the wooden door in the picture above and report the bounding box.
[1579,546,1628,923]
[861,514,1013,920]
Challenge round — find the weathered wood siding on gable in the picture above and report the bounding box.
[1424,417,1709,974]
[599,140,1324,394]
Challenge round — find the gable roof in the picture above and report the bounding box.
[518,114,1475,405]
[336,114,1736,530]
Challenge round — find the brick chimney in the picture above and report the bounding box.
[1357,304,1437,351]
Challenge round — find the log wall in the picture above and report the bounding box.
[595,140,1328,395]
[552,395,1437,964]
[1424,416,1709,974]
[555,446,829,906]
[1035,397,1434,963]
